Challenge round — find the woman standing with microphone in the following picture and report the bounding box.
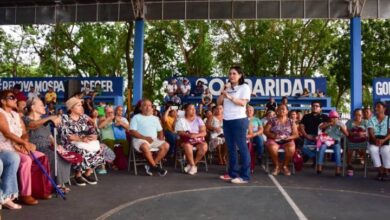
[218,66,251,184]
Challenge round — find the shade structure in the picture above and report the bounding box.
[0,0,389,25]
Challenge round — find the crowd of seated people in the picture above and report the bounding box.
[0,85,120,210]
[2,84,390,212]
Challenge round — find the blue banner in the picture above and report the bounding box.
[168,77,327,97]
[0,77,124,97]
[373,78,390,101]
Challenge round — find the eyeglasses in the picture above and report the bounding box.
[6,95,16,100]
[312,105,320,108]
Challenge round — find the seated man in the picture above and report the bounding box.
[129,99,169,176]
[299,101,329,164]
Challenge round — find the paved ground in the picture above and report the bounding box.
[2,163,390,220]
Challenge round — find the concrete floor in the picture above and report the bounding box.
[2,164,390,220]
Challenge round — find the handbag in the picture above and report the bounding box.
[348,125,368,143]
[72,140,100,152]
[58,151,83,165]
[369,135,390,145]
[293,151,303,172]
[112,124,127,140]
[180,134,205,145]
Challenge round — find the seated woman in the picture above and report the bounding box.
[367,102,390,181]
[24,97,71,193]
[345,108,368,176]
[162,106,178,157]
[247,105,264,163]
[60,97,104,186]
[207,105,226,165]
[175,103,208,175]
[0,150,21,209]
[316,110,348,176]
[0,90,51,206]
[99,106,130,156]
[264,104,299,176]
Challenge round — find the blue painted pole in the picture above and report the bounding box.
[350,17,362,118]
[132,19,145,106]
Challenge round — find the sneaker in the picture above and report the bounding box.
[184,164,191,173]
[188,166,197,175]
[219,174,232,181]
[82,174,97,185]
[155,166,168,177]
[231,177,248,184]
[96,168,107,175]
[145,164,153,176]
[74,176,86,186]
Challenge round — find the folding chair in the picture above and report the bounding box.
[127,141,161,176]
[174,140,208,173]
[342,138,369,177]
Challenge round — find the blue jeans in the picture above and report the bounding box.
[223,118,250,181]
[251,135,264,158]
[302,139,317,159]
[0,151,20,202]
[164,130,178,156]
[316,142,342,167]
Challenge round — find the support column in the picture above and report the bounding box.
[350,16,362,117]
[132,18,145,106]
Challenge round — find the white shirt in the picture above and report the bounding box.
[27,91,40,101]
[180,84,191,94]
[130,114,162,139]
[167,84,177,94]
[223,84,251,120]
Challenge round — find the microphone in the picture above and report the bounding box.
[224,82,232,91]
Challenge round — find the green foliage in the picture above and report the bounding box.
[0,19,389,110]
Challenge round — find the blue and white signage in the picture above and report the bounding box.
[0,77,124,96]
[170,77,327,97]
[373,78,390,101]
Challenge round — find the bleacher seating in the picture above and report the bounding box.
[54,95,123,111]
[184,96,334,113]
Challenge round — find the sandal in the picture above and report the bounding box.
[282,166,291,176]
[271,167,280,176]
[57,185,71,194]
[3,200,22,210]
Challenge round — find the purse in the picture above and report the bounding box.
[72,140,100,152]
[112,124,127,140]
[180,134,205,145]
[369,135,390,145]
[293,151,303,172]
[58,151,83,165]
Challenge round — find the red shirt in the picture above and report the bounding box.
[15,91,27,101]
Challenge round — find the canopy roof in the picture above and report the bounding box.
[0,0,389,24]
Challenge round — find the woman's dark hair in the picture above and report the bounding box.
[288,110,297,118]
[375,101,386,109]
[0,90,14,108]
[277,104,289,112]
[353,108,363,115]
[183,103,194,111]
[229,66,245,85]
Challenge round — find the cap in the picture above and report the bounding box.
[328,110,339,118]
